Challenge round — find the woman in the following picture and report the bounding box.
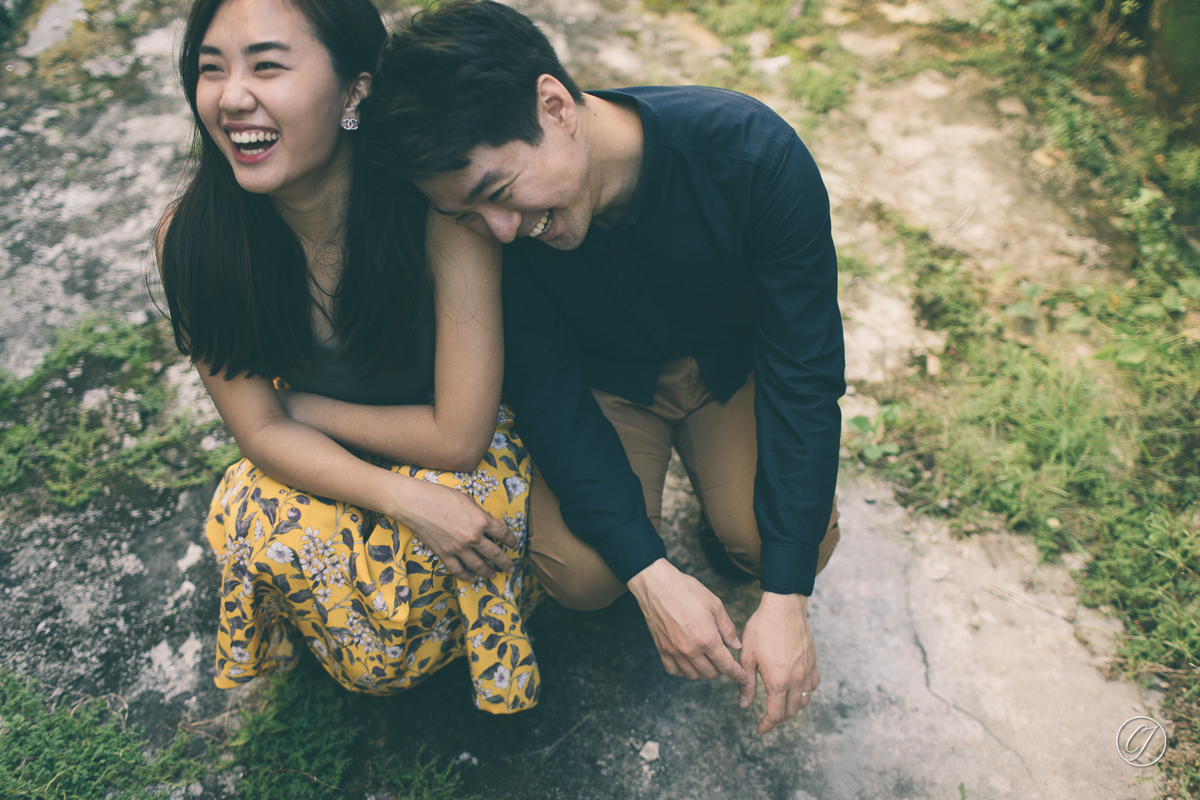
[156,0,539,713]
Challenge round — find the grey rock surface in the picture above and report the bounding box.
[0,487,226,746]
[334,464,1161,799]
[16,0,85,57]
[1,2,191,377]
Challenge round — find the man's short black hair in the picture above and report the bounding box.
[360,0,585,181]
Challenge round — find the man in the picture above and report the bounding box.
[365,0,844,734]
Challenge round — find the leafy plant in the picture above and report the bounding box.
[378,747,492,800]
[847,403,901,461]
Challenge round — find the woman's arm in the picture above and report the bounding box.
[199,365,518,581]
[280,209,503,472]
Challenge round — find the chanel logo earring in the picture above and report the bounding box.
[341,118,359,131]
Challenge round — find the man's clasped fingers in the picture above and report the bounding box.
[759,682,791,736]
[647,618,747,683]
[756,669,818,735]
[630,560,750,682]
[664,650,743,682]
[663,627,748,682]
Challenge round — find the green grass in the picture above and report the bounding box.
[0,315,239,513]
[876,220,1200,795]
[0,0,35,48]
[0,659,484,800]
[646,0,860,115]
[851,3,1200,782]
[218,656,490,800]
[228,659,367,800]
[873,204,1199,652]
[0,670,204,799]
[781,45,859,114]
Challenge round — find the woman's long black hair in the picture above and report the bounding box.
[159,0,428,380]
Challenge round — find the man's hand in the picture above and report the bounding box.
[627,559,753,691]
[739,592,818,735]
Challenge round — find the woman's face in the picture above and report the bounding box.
[196,0,363,199]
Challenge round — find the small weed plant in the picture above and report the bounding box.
[846,403,901,461]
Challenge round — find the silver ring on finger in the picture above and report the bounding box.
[800,691,811,697]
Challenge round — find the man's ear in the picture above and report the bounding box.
[537,74,578,137]
[344,72,373,119]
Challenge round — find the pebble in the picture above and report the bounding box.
[638,741,660,762]
[751,55,791,75]
[1031,149,1058,168]
[745,29,773,59]
[997,97,1029,117]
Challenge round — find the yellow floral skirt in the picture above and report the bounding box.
[204,405,541,713]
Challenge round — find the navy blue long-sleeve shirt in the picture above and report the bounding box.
[501,85,845,596]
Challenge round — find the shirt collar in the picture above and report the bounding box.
[585,88,664,235]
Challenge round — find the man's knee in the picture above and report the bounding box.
[529,549,626,611]
[704,505,762,577]
[718,524,762,577]
[706,497,841,579]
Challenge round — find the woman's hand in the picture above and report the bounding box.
[396,477,520,582]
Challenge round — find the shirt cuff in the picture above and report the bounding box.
[759,542,821,596]
[592,516,668,584]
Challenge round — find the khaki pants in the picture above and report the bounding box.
[528,356,841,610]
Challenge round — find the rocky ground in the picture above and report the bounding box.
[0,0,1170,797]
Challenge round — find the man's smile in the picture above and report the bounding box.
[527,209,553,238]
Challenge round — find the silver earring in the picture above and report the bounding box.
[341,118,359,131]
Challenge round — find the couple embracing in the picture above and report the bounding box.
[158,0,844,736]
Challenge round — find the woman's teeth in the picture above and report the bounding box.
[229,130,279,154]
[529,210,552,237]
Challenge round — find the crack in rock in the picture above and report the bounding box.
[902,559,1044,799]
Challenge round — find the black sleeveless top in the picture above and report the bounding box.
[277,293,436,406]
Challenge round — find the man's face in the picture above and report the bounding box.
[415,123,593,250]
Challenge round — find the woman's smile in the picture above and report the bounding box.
[225,125,280,163]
